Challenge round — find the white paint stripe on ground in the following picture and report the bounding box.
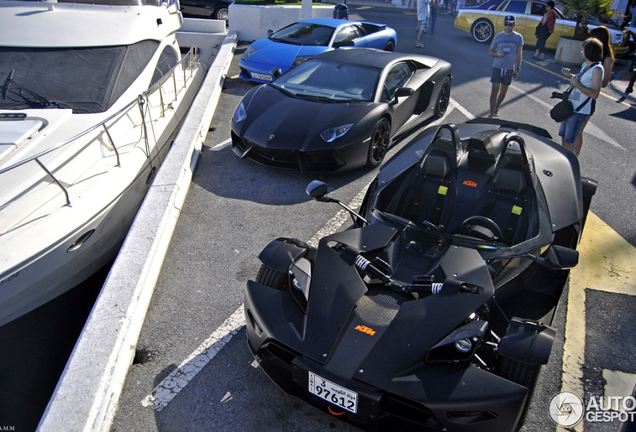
[140,98,469,411]
[210,138,231,151]
[449,97,475,120]
[507,85,626,151]
[141,306,246,411]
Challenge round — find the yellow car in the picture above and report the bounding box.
[454,0,631,56]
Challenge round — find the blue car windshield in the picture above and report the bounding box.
[270,59,380,102]
[269,23,336,46]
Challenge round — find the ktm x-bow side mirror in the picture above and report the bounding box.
[306,180,368,226]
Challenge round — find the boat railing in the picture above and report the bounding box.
[0,47,201,206]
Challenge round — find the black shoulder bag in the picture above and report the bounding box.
[550,62,599,123]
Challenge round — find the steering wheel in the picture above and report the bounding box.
[460,216,503,241]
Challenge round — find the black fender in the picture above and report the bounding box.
[258,237,316,274]
[498,318,556,365]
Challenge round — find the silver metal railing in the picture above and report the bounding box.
[0,47,201,206]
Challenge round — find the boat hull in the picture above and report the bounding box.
[0,40,205,325]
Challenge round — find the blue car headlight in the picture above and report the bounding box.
[320,123,354,143]
[291,55,314,68]
[234,102,247,123]
[241,45,257,61]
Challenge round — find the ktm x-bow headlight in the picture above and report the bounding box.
[426,320,488,362]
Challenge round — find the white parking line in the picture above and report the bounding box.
[210,138,231,151]
[507,85,626,151]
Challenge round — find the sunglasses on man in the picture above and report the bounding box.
[504,22,515,26]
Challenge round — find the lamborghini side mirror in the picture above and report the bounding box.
[395,87,414,98]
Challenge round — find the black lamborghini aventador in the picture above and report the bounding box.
[231,48,452,172]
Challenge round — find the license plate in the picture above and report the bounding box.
[308,371,358,414]
[252,73,272,81]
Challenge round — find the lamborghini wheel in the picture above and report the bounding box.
[367,117,391,167]
[434,76,451,118]
[383,40,396,52]
[256,264,287,290]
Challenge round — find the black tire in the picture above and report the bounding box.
[497,356,541,389]
[255,264,287,290]
[366,117,391,167]
[383,39,396,52]
[472,19,494,43]
[434,76,452,118]
[215,6,229,22]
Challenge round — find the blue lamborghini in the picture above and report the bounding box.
[239,18,398,83]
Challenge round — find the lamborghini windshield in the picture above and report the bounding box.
[269,23,336,46]
[271,59,380,102]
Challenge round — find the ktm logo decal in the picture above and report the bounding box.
[355,325,376,336]
[463,180,478,187]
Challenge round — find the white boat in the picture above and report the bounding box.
[0,0,205,326]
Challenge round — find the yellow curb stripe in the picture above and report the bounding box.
[559,212,636,431]
[522,60,636,109]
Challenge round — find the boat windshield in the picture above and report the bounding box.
[374,210,512,254]
[269,23,336,46]
[270,59,380,102]
[0,40,159,113]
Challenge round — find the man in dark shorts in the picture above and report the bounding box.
[488,15,523,118]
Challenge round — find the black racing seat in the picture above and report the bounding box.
[472,164,536,245]
[391,150,455,230]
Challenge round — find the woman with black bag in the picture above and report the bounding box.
[558,38,604,156]
[533,1,556,61]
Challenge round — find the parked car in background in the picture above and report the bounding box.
[232,49,452,172]
[180,0,232,23]
[454,0,631,56]
[239,18,398,83]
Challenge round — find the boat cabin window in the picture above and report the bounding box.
[151,46,179,86]
[0,40,159,114]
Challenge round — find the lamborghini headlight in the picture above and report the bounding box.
[426,320,488,362]
[233,102,247,123]
[291,55,313,68]
[241,45,257,60]
[320,123,354,143]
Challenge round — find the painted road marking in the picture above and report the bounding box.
[140,96,462,411]
[559,212,636,432]
[507,85,626,151]
[604,370,636,410]
[522,59,636,109]
[210,138,231,151]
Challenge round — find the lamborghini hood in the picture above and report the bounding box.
[239,85,374,151]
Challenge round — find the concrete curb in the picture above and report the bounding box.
[37,32,238,432]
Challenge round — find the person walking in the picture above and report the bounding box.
[533,0,556,61]
[572,27,614,153]
[558,38,604,156]
[416,0,431,48]
[430,0,438,33]
[488,15,523,118]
